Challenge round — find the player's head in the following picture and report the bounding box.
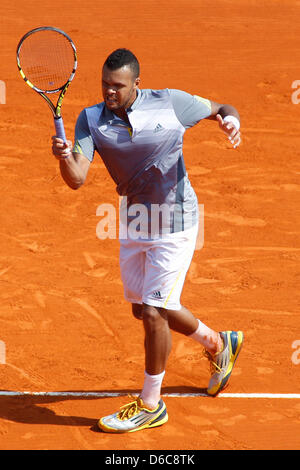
[102,48,140,111]
[104,48,140,79]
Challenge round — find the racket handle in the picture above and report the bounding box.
[54,116,67,142]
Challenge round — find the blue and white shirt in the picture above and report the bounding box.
[73,88,211,235]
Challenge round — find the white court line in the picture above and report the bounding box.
[0,391,299,399]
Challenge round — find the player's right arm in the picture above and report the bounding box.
[51,109,95,189]
[52,138,91,190]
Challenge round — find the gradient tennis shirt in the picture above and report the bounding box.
[73,88,211,236]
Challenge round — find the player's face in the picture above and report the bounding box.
[102,65,140,112]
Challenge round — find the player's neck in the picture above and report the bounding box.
[113,89,138,123]
[114,108,130,124]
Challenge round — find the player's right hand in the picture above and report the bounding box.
[51,136,73,160]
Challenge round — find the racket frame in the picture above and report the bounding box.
[16,26,77,141]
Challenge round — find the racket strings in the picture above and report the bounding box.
[18,30,75,92]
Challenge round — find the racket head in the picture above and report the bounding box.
[16,26,77,94]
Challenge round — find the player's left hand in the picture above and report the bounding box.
[216,114,241,148]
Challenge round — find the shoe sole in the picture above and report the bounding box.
[207,330,244,396]
[98,407,168,433]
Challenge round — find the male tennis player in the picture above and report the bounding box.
[52,48,244,433]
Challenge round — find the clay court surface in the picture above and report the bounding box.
[0,0,299,451]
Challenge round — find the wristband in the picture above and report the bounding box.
[223,115,240,131]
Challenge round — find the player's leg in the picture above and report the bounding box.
[165,305,223,354]
[132,228,198,416]
[162,304,243,395]
[138,303,171,410]
[132,303,143,320]
[98,302,169,433]
[140,226,243,398]
[131,302,223,354]
[131,302,225,391]
[130,302,171,408]
[142,304,172,375]
[98,238,168,433]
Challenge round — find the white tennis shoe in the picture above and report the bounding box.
[98,396,168,433]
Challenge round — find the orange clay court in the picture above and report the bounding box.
[0,0,299,450]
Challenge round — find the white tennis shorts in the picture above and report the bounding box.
[119,223,198,311]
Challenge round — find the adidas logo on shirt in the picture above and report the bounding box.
[152,290,162,299]
[154,123,164,133]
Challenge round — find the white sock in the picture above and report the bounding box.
[140,370,165,409]
[189,319,222,353]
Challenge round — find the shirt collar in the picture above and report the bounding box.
[101,88,142,123]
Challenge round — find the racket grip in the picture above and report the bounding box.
[54,116,67,142]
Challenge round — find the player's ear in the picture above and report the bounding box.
[134,77,140,88]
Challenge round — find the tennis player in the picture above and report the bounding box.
[52,48,244,433]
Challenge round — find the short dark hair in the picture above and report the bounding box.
[103,48,140,78]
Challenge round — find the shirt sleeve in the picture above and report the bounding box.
[72,109,96,162]
[169,89,212,129]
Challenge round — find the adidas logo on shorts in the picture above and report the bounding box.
[152,290,162,299]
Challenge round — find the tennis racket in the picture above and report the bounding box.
[16,26,77,142]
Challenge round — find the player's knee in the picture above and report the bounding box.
[142,304,167,327]
[132,303,143,320]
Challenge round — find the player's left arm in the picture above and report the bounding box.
[207,101,241,148]
[169,90,241,148]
